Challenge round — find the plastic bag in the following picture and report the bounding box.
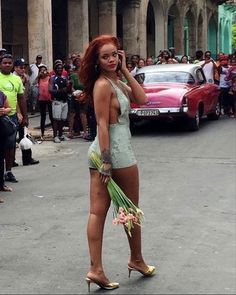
[19,127,33,150]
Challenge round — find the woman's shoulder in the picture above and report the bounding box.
[94,77,112,89]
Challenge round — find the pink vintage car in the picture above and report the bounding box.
[130,64,221,131]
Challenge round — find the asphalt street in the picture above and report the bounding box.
[0,114,235,294]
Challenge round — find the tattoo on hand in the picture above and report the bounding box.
[101,149,111,164]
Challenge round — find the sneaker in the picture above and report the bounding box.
[54,136,61,143]
[23,158,40,166]
[60,135,70,141]
[5,171,18,183]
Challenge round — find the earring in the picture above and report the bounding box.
[95,64,100,73]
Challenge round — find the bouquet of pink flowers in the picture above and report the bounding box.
[90,152,144,236]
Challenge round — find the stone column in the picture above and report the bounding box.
[68,0,89,55]
[123,0,141,56]
[98,0,116,35]
[174,14,184,55]
[203,2,209,52]
[138,1,146,59]
[27,0,53,70]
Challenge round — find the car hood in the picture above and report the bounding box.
[133,83,190,108]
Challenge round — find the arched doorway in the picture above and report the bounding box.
[168,4,181,54]
[117,0,125,49]
[184,8,196,57]
[197,12,204,51]
[168,12,174,49]
[1,0,28,59]
[223,22,230,54]
[219,20,223,52]
[147,2,155,57]
[208,16,217,59]
[88,0,99,41]
[52,0,68,61]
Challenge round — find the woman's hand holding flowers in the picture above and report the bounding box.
[99,162,112,184]
[100,149,112,184]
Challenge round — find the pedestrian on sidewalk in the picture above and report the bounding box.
[33,64,53,140]
[13,58,39,166]
[0,54,28,182]
[49,63,71,143]
[29,55,43,115]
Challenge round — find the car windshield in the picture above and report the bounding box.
[135,71,195,84]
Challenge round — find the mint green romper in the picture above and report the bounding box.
[88,78,137,169]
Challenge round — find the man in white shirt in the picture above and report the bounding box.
[199,51,217,84]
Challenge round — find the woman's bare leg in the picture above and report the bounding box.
[112,165,149,270]
[87,169,111,282]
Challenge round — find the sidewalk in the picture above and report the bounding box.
[27,112,53,141]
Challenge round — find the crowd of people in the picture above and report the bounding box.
[0,48,98,203]
[0,45,235,200]
[14,52,97,143]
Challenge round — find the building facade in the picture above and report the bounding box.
[219,1,236,54]
[0,0,228,69]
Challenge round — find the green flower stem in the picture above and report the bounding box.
[90,151,144,232]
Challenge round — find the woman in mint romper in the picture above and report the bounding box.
[79,35,155,291]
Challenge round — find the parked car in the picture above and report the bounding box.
[130,64,221,131]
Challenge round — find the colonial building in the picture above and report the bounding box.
[219,1,236,54]
[0,0,228,69]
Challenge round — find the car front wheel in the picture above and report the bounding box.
[188,109,200,131]
[207,101,221,120]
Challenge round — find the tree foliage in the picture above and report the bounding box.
[232,24,236,51]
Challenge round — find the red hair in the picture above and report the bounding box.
[79,35,120,101]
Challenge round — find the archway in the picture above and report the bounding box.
[223,22,230,54]
[147,2,155,57]
[208,16,217,59]
[52,0,68,61]
[88,0,99,41]
[1,0,28,59]
[197,12,204,51]
[184,8,196,57]
[168,4,181,54]
[219,20,223,53]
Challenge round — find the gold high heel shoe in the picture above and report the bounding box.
[128,264,156,278]
[85,277,119,292]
